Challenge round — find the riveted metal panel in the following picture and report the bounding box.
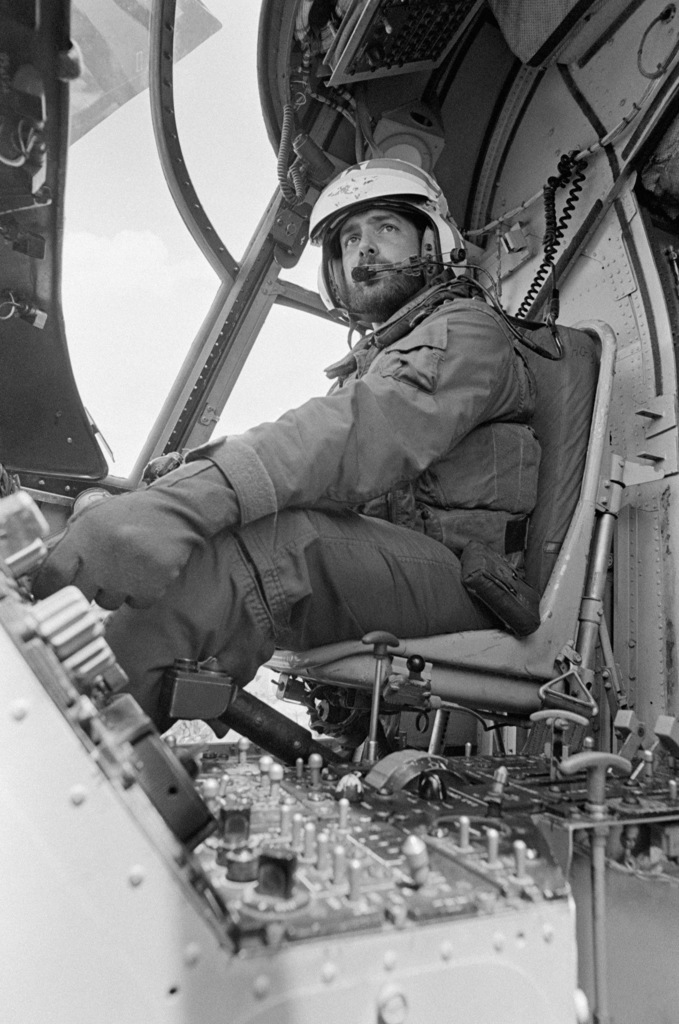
[0,605,579,1024]
[569,0,679,127]
[615,483,673,724]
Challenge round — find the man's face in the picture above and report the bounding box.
[337,208,425,323]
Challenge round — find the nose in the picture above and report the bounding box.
[358,229,378,258]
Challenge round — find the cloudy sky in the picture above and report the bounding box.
[62,1,347,477]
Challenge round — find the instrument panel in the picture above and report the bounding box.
[1,493,678,1023]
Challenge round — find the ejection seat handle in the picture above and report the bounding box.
[363,632,400,763]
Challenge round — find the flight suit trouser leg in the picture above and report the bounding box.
[105,508,495,731]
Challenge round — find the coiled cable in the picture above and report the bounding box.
[277,103,307,205]
[515,153,587,320]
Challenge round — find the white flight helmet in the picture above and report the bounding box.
[310,158,465,317]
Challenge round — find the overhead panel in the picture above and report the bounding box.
[325,0,482,86]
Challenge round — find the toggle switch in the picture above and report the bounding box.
[257,848,297,900]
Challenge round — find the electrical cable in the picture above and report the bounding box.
[351,251,563,359]
[514,153,587,322]
[277,103,309,206]
[354,84,383,159]
[308,87,357,128]
[0,292,22,320]
[0,117,36,167]
[637,4,679,79]
[277,103,299,203]
[467,13,679,242]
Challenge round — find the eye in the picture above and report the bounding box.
[341,233,359,250]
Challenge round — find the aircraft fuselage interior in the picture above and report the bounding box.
[4,2,679,1022]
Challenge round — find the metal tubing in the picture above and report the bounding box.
[576,469,624,678]
[367,659,387,762]
[577,511,617,671]
[428,708,450,755]
[591,827,611,1024]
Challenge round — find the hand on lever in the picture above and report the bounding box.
[33,460,239,609]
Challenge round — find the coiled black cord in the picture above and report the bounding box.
[277,103,307,205]
[557,157,587,245]
[515,153,587,320]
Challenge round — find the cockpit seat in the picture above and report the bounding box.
[267,320,617,723]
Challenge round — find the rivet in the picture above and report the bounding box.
[378,985,408,1024]
[10,699,29,721]
[184,942,201,966]
[543,923,554,943]
[574,988,590,1023]
[383,950,397,970]
[128,865,145,887]
[493,931,505,952]
[253,975,270,999]
[440,941,453,961]
[321,961,337,983]
[69,785,87,806]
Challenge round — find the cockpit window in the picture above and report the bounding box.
[62,1,345,478]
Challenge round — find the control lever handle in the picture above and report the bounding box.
[559,751,632,817]
[530,709,591,778]
[530,710,589,726]
[362,631,400,657]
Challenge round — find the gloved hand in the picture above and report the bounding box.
[32,460,240,609]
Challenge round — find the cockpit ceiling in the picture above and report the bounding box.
[258,2,515,226]
[257,0,635,227]
[486,0,603,66]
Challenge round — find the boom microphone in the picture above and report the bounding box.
[351,258,418,282]
[351,266,377,282]
[351,249,468,282]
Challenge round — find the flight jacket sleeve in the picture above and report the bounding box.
[186,301,535,525]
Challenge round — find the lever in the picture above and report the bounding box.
[529,708,589,779]
[362,631,399,762]
[557,750,631,1024]
[558,750,632,818]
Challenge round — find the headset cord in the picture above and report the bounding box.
[515,153,587,321]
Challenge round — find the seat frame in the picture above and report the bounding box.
[268,320,617,719]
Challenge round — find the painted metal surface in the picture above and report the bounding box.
[0,605,579,1024]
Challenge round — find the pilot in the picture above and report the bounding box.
[34,159,540,732]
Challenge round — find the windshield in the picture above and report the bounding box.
[63,0,346,478]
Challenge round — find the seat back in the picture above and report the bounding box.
[268,321,617,718]
[521,324,600,594]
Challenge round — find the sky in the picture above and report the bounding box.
[62,1,348,477]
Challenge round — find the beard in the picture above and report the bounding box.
[338,266,426,323]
